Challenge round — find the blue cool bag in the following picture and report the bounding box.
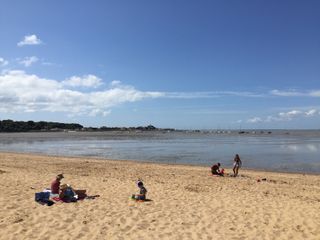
[35,192,50,201]
[35,192,54,206]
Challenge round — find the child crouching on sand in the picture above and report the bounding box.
[211,163,224,176]
[132,180,147,201]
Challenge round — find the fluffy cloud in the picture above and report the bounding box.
[0,70,164,116]
[247,109,319,124]
[305,109,317,117]
[0,57,9,67]
[18,56,39,67]
[278,110,303,120]
[17,34,42,47]
[247,117,263,123]
[62,75,103,88]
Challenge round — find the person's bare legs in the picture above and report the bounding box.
[233,166,239,177]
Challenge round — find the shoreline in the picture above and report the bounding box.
[1,152,320,239]
[1,150,319,176]
[1,130,319,176]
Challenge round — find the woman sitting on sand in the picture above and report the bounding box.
[51,174,64,194]
[233,154,242,177]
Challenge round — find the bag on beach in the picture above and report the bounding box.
[35,192,54,206]
[35,192,50,202]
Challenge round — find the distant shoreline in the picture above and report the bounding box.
[0,129,320,137]
[0,119,319,133]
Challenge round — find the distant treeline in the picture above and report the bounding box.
[0,120,169,133]
[0,120,83,132]
[94,125,157,131]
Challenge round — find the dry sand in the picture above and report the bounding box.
[0,152,319,240]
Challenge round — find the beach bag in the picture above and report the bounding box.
[35,192,50,202]
[35,192,54,206]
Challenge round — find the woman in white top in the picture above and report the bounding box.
[233,154,242,177]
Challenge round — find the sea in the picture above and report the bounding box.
[0,130,319,174]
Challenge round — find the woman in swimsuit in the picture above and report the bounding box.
[233,154,242,177]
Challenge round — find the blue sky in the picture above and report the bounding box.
[0,0,319,129]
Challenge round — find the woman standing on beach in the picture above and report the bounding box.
[233,154,242,177]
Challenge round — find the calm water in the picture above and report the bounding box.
[0,130,319,174]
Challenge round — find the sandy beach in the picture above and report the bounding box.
[0,152,319,240]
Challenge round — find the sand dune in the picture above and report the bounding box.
[0,152,319,240]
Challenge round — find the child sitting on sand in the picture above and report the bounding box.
[211,163,224,176]
[59,184,78,202]
[132,180,147,201]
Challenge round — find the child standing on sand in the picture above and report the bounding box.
[233,154,242,177]
[132,180,147,201]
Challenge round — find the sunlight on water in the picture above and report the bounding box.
[0,131,319,174]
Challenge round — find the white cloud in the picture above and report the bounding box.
[17,34,42,47]
[270,89,320,97]
[305,109,318,117]
[278,110,303,120]
[42,62,55,66]
[164,91,264,99]
[18,56,39,67]
[270,89,304,97]
[246,109,319,124]
[310,91,320,97]
[3,70,319,122]
[0,57,9,67]
[88,109,111,117]
[247,117,263,123]
[220,91,265,98]
[0,70,164,116]
[62,75,103,88]
[265,115,281,122]
[110,80,122,87]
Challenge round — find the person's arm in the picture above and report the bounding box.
[59,189,66,199]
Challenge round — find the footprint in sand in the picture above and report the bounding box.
[119,217,126,224]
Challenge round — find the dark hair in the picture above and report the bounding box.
[137,181,144,187]
[217,163,221,166]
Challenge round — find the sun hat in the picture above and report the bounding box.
[56,173,64,179]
